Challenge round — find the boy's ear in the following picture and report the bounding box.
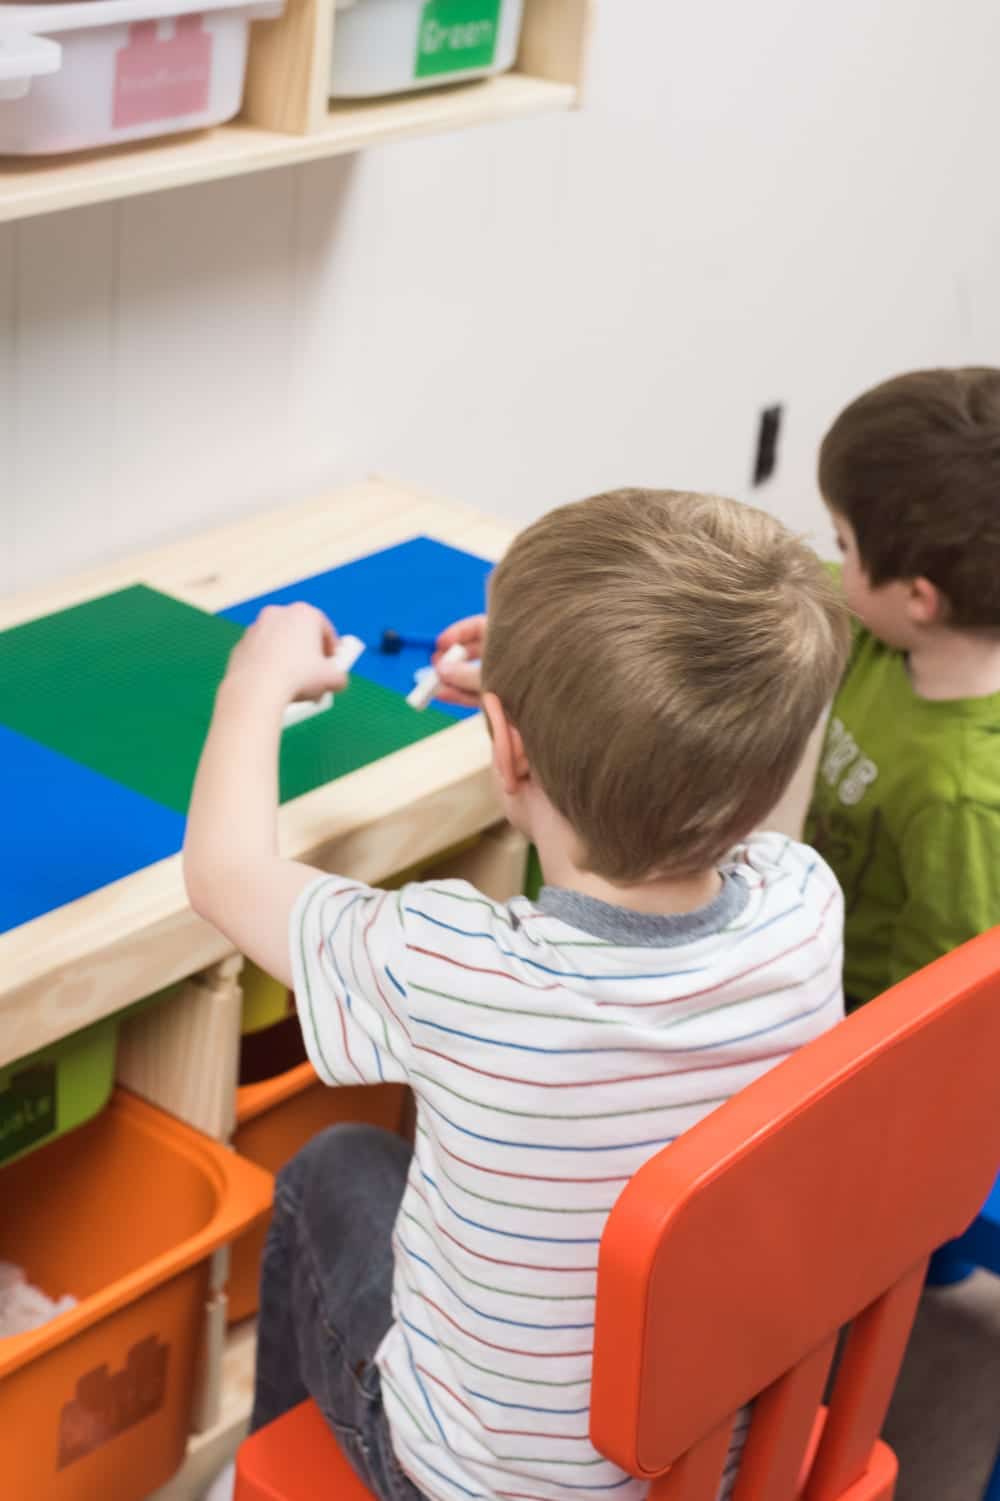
[907,576,948,627]
[483,692,530,795]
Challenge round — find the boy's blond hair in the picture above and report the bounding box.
[483,488,849,882]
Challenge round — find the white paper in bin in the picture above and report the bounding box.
[0,27,61,100]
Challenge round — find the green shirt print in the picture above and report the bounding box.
[805,622,1000,1006]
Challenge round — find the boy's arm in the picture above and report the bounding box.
[890,799,1000,989]
[183,604,347,987]
[186,602,412,1088]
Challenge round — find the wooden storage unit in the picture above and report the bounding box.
[0,0,574,1483]
[147,1322,258,1501]
[0,0,593,223]
[0,476,526,1496]
[117,958,245,1142]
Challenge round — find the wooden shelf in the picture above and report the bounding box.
[0,0,592,224]
[148,1321,257,1501]
[0,72,574,224]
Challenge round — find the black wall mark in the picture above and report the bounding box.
[752,404,783,486]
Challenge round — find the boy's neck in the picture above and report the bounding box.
[907,627,1000,701]
[534,829,722,916]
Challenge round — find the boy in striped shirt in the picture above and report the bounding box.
[186,488,850,1501]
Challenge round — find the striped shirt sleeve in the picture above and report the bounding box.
[290,875,411,1088]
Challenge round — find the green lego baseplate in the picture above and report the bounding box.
[0,584,454,815]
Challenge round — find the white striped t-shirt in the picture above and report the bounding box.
[290,832,844,1501]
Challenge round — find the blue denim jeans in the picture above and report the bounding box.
[251,1122,425,1501]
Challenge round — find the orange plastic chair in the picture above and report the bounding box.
[235,929,1000,1501]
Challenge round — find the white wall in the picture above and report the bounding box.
[4,0,1000,595]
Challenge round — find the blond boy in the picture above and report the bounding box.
[186,489,848,1501]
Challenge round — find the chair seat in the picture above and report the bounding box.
[236,1400,899,1501]
[234,1400,369,1501]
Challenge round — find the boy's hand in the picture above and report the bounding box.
[433,614,485,707]
[224,603,348,706]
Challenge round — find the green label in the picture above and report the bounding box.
[415,0,501,78]
[0,1063,56,1163]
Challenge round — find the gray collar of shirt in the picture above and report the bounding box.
[535,870,748,946]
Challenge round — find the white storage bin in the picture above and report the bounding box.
[330,0,524,99]
[0,0,281,154]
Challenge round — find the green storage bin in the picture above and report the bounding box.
[0,1017,118,1168]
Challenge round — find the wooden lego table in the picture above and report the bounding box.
[0,478,516,1078]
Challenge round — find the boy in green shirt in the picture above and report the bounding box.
[804,368,1000,1006]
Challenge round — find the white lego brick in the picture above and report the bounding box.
[281,634,365,728]
[406,643,467,711]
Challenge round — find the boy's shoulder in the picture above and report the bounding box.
[402,832,840,957]
[395,840,843,1050]
[728,828,835,875]
[302,832,839,949]
[831,622,1000,803]
[396,875,516,934]
[723,831,842,918]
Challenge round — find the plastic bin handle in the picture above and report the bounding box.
[0,27,61,100]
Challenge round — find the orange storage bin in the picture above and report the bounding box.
[228,1064,408,1323]
[0,1089,272,1501]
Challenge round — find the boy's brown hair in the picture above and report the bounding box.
[483,488,849,883]
[819,367,1000,628]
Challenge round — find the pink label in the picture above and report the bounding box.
[113,15,213,129]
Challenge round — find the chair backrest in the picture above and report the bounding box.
[590,929,1000,1501]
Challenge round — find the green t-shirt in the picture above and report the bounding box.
[804,605,1000,1005]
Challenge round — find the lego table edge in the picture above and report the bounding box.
[0,479,510,1067]
[0,478,512,630]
